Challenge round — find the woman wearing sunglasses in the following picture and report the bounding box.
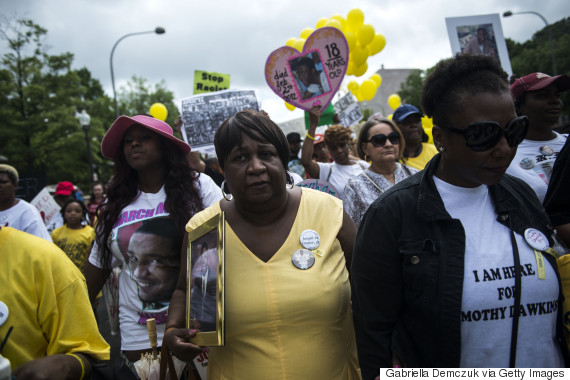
[351,54,569,376]
[343,118,418,227]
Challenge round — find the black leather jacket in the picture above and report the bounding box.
[351,154,569,379]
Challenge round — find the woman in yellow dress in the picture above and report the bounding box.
[165,109,361,379]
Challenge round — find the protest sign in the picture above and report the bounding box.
[265,27,348,111]
[30,187,60,225]
[333,93,363,127]
[180,89,260,156]
[296,179,339,198]
[194,70,231,94]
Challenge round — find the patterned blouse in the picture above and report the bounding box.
[343,163,419,227]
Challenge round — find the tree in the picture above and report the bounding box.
[0,19,114,194]
[118,75,179,128]
[398,17,570,122]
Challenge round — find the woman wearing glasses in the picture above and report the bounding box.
[351,54,569,377]
[343,118,418,227]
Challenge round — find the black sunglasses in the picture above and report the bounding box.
[364,132,400,147]
[440,116,528,152]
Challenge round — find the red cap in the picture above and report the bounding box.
[55,181,74,196]
[510,72,570,99]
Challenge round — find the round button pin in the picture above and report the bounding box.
[524,228,549,251]
[519,158,534,170]
[410,256,420,264]
[292,249,315,270]
[539,146,554,156]
[0,301,8,326]
[300,229,320,250]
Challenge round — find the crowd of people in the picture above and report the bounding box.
[1,52,569,380]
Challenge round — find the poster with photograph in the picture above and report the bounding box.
[180,89,260,156]
[187,212,225,347]
[445,14,512,76]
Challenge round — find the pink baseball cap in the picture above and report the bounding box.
[510,72,570,99]
[101,115,191,159]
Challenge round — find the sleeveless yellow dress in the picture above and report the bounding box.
[186,188,361,379]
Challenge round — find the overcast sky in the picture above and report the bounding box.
[1,0,568,123]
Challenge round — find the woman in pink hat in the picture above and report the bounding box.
[84,115,222,370]
[506,72,570,202]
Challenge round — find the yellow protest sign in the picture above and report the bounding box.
[194,70,231,94]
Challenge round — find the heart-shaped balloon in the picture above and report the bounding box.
[265,27,348,111]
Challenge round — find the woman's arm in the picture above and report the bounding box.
[337,210,357,271]
[165,232,202,361]
[351,203,403,378]
[84,262,111,304]
[301,106,322,179]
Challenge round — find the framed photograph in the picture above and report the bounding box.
[288,50,332,102]
[445,14,512,76]
[186,212,225,346]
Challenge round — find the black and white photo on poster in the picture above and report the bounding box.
[180,89,260,156]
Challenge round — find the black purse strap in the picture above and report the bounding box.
[508,215,522,368]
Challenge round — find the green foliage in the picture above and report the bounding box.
[0,18,114,193]
[398,17,570,121]
[118,76,179,126]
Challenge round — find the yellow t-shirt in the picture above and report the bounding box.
[186,188,360,379]
[403,142,438,170]
[0,227,110,369]
[51,224,95,271]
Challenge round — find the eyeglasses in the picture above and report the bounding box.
[364,132,400,147]
[439,116,528,152]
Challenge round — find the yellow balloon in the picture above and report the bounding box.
[324,19,343,32]
[285,37,297,47]
[354,61,368,77]
[293,38,305,52]
[316,17,328,29]
[358,24,375,47]
[149,103,167,121]
[347,8,364,33]
[346,59,356,76]
[352,45,369,67]
[370,73,382,88]
[344,31,357,52]
[347,80,359,93]
[285,101,296,111]
[388,94,402,110]
[367,34,386,56]
[330,14,346,30]
[388,114,393,120]
[355,88,365,102]
[360,79,377,101]
[300,27,314,39]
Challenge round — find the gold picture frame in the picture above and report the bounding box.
[186,212,225,346]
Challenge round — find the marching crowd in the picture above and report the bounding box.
[1,54,570,379]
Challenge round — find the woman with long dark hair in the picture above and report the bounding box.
[84,115,221,367]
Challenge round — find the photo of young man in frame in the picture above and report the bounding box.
[289,51,331,101]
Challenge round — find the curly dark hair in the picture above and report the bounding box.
[95,136,204,270]
[60,198,89,224]
[420,54,509,127]
[214,109,289,171]
[324,124,352,147]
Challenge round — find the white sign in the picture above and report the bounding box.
[31,187,60,226]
